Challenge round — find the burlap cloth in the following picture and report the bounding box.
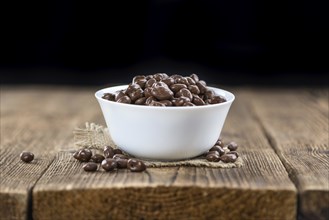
[74,122,243,168]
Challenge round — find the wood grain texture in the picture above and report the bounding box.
[308,89,329,118]
[0,86,102,220]
[33,90,296,220]
[246,88,329,220]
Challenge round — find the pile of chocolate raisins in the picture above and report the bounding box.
[73,146,146,172]
[102,73,226,107]
[205,138,239,163]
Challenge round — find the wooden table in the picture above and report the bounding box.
[1,86,328,220]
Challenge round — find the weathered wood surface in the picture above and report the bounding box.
[0,87,101,220]
[246,88,329,220]
[1,87,327,220]
[32,90,296,220]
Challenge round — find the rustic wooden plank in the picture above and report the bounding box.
[0,86,102,220]
[33,90,296,220]
[307,89,329,118]
[246,89,329,220]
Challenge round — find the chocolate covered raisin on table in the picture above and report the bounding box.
[127,159,146,172]
[206,151,220,162]
[20,151,34,163]
[83,162,98,172]
[101,158,117,171]
[74,148,92,162]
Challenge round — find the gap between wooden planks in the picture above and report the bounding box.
[31,89,296,220]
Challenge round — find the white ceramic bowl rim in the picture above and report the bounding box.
[95,85,235,110]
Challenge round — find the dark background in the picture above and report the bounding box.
[1,0,329,86]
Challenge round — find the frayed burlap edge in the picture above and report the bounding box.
[73,122,243,168]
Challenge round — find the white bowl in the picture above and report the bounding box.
[95,85,235,160]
